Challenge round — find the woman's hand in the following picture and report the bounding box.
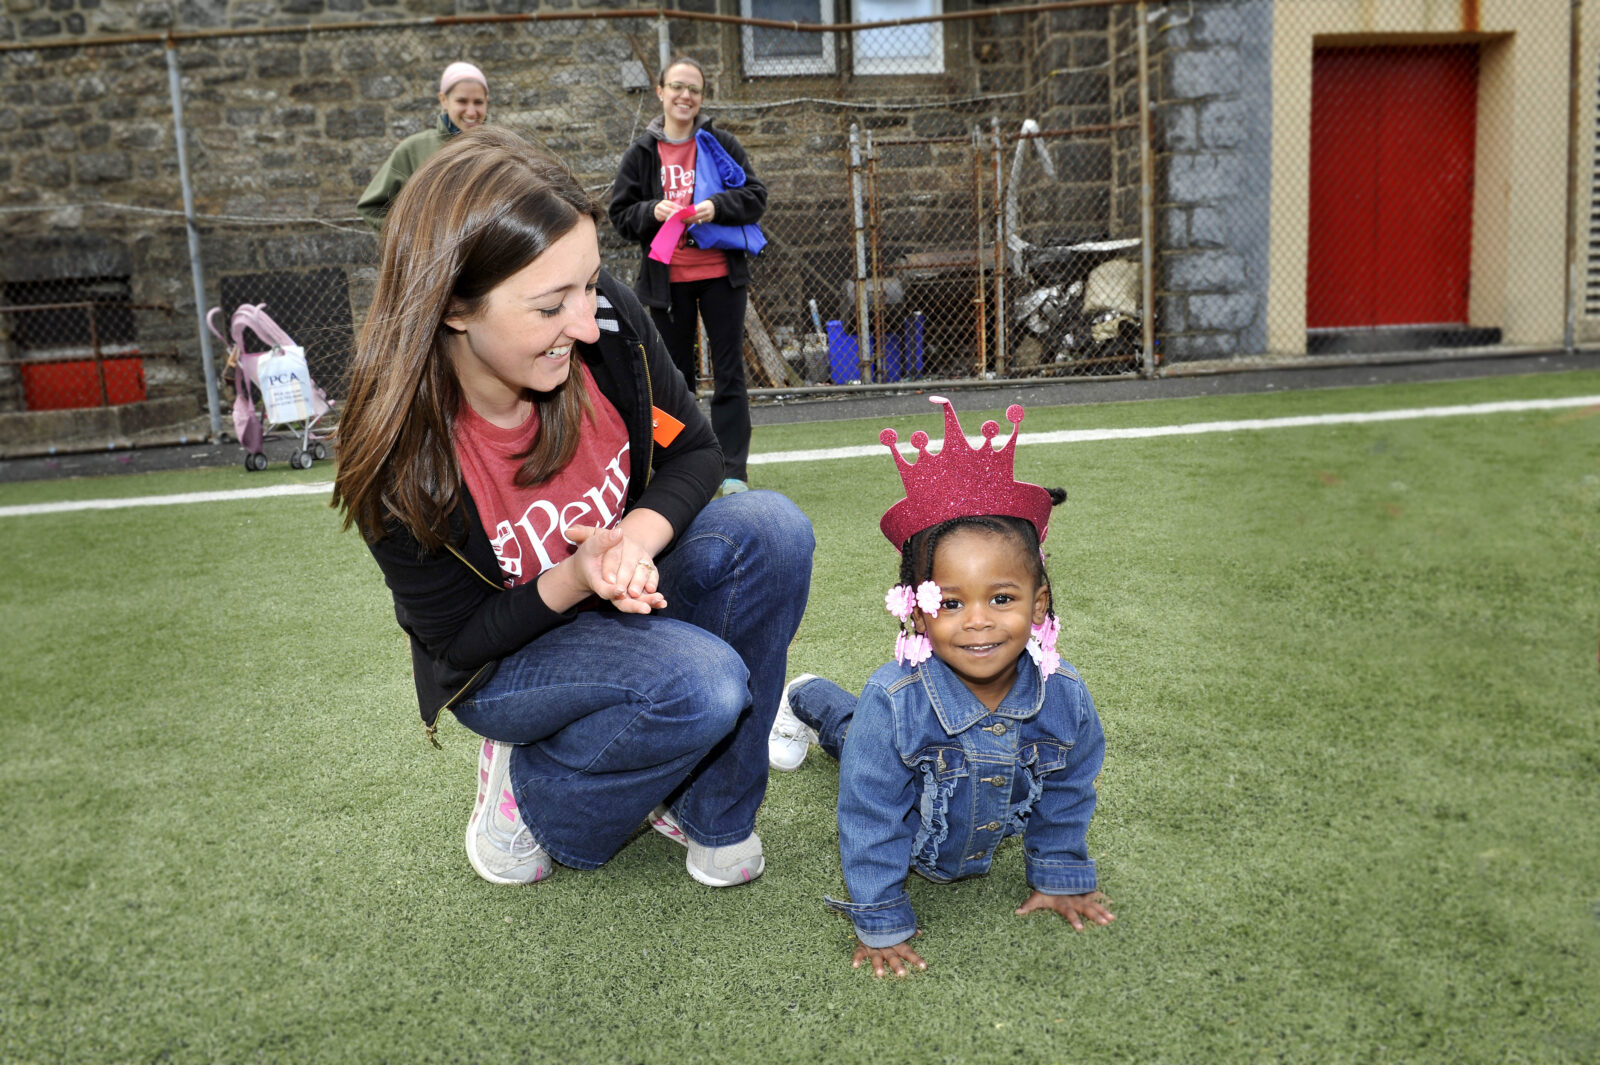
[1015,889,1115,931]
[554,525,667,614]
[691,199,716,224]
[653,200,687,223]
[851,933,926,978]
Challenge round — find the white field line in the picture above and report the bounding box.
[749,394,1600,465]
[3,394,1597,519]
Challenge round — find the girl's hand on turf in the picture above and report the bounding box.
[1015,890,1115,931]
[851,933,926,978]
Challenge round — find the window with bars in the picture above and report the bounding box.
[740,0,944,77]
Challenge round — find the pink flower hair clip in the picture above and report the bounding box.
[1026,614,1061,680]
[886,580,941,666]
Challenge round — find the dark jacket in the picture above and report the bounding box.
[365,270,722,735]
[608,116,767,310]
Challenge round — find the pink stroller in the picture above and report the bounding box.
[206,302,335,471]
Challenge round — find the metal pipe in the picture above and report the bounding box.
[971,126,988,376]
[166,38,222,439]
[846,122,1138,150]
[1564,0,1581,353]
[868,130,885,382]
[991,116,1008,375]
[849,124,873,383]
[1136,1,1157,377]
[87,304,109,407]
[657,14,671,74]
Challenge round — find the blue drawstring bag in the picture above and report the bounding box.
[687,128,767,256]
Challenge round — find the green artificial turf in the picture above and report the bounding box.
[2,371,1597,1063]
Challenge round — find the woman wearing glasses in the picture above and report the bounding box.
[609,57,767,498]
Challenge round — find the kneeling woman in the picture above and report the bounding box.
[333,127,813,888]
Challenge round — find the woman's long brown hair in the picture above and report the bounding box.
[332,127,604,549]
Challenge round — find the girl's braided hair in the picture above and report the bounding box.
[897,487,1069,617]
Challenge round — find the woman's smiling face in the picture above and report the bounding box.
[439,80,488,130]
[442,215,602,419]
[656,62,704,128]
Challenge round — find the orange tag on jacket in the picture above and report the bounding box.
[651,406,685,448]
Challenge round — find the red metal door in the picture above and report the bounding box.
[1307,46,1479,329]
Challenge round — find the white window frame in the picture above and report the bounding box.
[741,0,837,77]
[852,0,944,76]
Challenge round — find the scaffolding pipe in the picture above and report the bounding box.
[166,38,221,439]
[1564,0,1581,353]
[1136,1,1157,377]
[868,130,885,382]
[971,126,988,376]
[657,15,671,75]
[849,124,873,384]
[991,116,1008,376]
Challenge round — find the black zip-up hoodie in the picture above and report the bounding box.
[364,270,722,735]
[608,116,768,310]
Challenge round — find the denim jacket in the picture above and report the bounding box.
[825,654,1104,948]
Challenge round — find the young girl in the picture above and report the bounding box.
[769,396,1113,976]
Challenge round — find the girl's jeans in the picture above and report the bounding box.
[453,491,814,869]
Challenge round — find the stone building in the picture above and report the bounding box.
[2,0,1583,449]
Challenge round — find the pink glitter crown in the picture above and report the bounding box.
[879,395,1054,551]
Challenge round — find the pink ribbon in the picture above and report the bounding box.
[648,204,696,264]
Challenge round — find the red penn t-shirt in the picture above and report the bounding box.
[453,363,631,588]
[657,136,729,283]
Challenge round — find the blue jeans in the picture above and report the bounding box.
[452,490,814,870]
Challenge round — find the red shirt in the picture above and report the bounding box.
[658,137,729,283]
[454,363,631,588]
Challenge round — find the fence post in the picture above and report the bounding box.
[657,15,671,75]
[849,124,873,383]
[165,37,221,439]
[1565,0,1582,353]
[971,125,988,376]
[990,116,1008,376]
[1136,0,1156,377]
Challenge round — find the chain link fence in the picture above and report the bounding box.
[0,0,1586,457]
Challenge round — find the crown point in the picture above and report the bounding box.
[981,420,1000,441]
[1006,404,1024,426]
[880,428,899,448]
[911,430,929,451]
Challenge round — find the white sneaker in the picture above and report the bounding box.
[769,674,819,772]
[648,806,764,887]
[647,805,688,847]
[686,832,765,887]
[466,739,553,885]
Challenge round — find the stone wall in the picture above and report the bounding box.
[1140,0,1273,361]
[0,1,1141,430]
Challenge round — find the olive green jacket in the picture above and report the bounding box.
[355,113,456,232]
